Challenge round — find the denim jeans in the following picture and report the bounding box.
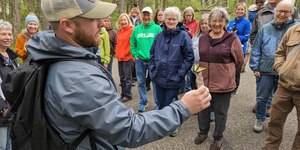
[256,75,278,121]
[180,71,192,92]
[0,126,11,150]
[107,57,113,74]
[154,84,179,110]
[136,59,157,105]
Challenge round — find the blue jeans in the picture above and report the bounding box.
[0,126,11,150]
[154,84,179,110]
[136,59,157,105]
[256,75,278,121]
[180,71,192,92]
[107,57,113,74]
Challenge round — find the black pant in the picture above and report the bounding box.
[118,60,133,98]
[197,92,231,140]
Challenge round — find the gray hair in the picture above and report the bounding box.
[275,0,295,14]
[200,13,209,22]
[0,20,13,31]
[163,7,181,21]
[208,7,230,24]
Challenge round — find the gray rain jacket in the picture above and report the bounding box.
[26,31,190,149]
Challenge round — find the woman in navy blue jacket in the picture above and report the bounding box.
[149,7,194,112]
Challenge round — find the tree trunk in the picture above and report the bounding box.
[0,0,5,20]
[118,0,125,13]
[27,0,35,13]
[155,0,159,9]
[162,0,167,9]
[139,0,145,9]
[11,0,21,38]
[37,0,47,30]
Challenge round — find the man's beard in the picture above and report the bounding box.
[74,27,99,47]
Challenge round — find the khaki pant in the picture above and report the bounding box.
[265,85,300,150]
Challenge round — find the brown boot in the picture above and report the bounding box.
[210,139,223,150]
[194,133,208,145]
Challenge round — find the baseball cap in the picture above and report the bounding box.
[41,0,117,22]
[141,7,153,14]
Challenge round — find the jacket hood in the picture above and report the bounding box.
[162,22,187,35]
[140,20,156,28]
[183,19,197,25]
[248,4,257,11]
[271,19,296,30]
[26,30,98,61]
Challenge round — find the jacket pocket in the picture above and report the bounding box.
[259,58,275,73]
[279,43,300,89]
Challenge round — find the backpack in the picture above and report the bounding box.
[1,59,99,150]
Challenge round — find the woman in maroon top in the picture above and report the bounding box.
[193,7,244,150]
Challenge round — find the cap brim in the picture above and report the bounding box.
[80,1,117,19]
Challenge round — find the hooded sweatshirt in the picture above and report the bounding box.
[130,21,162,61]
[26,30,190,150]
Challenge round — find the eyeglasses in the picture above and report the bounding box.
[166,18,178,22]
[276,10,291,15]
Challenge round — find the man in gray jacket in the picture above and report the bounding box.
[26,0,212,149]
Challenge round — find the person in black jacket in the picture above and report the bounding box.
[0,20,18,150]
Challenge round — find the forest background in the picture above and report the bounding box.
[1,0,299,43]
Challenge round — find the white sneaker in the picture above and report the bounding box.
[253,120,264,133]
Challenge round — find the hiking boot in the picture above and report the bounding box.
[169,128,179,137]
[121,97,132,103]
[210,139,223,150]
[210,112,215,122]
[252,104,256,113]
[266,107,271,117]
[138,104,148,112]
[194,133,208,145]
[253,120,264,133]
[146,86,151,91]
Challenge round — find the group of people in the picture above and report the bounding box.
[0,0,299,150]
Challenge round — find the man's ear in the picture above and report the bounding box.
[59,19,75,34]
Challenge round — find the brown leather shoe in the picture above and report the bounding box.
[121,97,132,103]
[210,139,223,150]
[194,134,208,145]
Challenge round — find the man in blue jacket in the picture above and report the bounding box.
[26,0,212,149]
[249,0,298,133]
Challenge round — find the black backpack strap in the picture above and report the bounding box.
[89,131,97,150]
[71,129,92,147]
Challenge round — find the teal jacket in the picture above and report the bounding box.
[130,21,162,61]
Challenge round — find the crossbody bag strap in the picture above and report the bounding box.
[287,42,300,59]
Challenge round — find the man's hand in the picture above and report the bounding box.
[181,86,211,115]
[2,109,8,117]
[104,64,109,69]
[254,71,260,77]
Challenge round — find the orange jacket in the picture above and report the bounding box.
[116,26,134,61]
[15,33,30,63]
